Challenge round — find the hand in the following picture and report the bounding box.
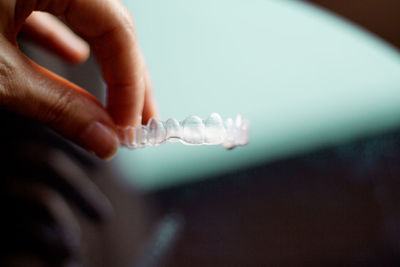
[0,143,113,266]
[0,0,158,159]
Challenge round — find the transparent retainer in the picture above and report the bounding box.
[119,113,249,149]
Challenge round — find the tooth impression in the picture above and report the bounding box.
[135,126,148,147]
[182,115,205,145]
[204,113,226,144]
[119,113,249,149]
[147,118,166,145]
[166,118,182,142]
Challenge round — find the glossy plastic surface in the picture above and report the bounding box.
[119,113,249,149]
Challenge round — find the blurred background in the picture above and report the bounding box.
[17,0,400,266]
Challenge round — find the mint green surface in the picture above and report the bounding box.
[117,0,400,190]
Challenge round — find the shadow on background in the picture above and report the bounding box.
[306,0,400,49]
[153,130,400,266]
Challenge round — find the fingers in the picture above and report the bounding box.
[1,0,159,158]
[62,0,153,127]
[0,35,119,159]
[142,67,159,124]
[3,141,113,222]
[41,149,113,221]
[1,183,82,266]
[0,140,113,266]
[21,12,89,64]
[8,142,114,222]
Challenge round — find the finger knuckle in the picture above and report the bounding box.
[117,7,136,36]
[0,60,17,106]
[42,88,75,127]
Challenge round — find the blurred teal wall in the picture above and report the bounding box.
[117,0,400,190]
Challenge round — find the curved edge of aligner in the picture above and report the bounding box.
[118,113,249,150]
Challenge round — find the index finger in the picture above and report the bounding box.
[38,0,147,127]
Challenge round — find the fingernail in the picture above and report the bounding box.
[81,122,119,160]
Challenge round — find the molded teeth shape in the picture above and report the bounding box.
[119,113,249,149]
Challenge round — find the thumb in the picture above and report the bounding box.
[0,36,119,159]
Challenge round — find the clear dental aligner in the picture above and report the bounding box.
[119,113,249,149]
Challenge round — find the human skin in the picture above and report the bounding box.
[0,110,116,266]
[0,0,158,159]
